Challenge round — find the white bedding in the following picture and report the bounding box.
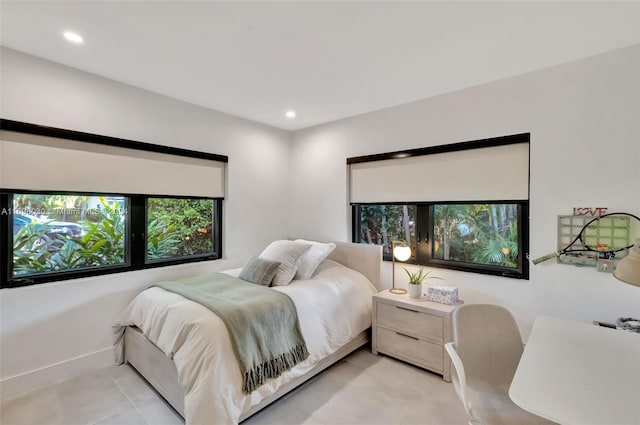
[113,259,377,425]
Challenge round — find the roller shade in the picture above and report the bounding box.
[0,130,225,198]
[350,142,529,203]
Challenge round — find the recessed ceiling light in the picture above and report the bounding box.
[63,31,84,44]
[393,153,411,159]
[285,110,296,119]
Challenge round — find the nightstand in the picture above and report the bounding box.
[372,289,461,382]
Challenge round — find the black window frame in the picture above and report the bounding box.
[1,190,223,288]
[349,133,530,280]
[352,201,529,280]
[143,195,222,266]
[0,119,226,289]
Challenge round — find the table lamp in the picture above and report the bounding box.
[613,236,640,287]
[391,241,411,294]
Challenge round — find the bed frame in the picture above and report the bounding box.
[123,241,382,421]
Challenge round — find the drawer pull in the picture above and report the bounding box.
[396,306,419,313]
[395,332,419,340]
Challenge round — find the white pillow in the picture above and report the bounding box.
[259,240,311,286]
[294,239,336,280]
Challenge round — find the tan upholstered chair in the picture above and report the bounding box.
[444,304,555,425]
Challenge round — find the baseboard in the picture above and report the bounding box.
[0,347,114,401]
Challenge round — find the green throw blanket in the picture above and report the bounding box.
[155,273,309,394]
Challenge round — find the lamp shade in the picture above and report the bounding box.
[614,237,640,287]
[393,244,412,262]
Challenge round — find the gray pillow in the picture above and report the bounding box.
[238,256,281,286]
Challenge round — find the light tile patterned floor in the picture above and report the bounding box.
[0,347,468,425]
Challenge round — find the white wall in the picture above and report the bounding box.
[0,47,291,398]
[289,45,640,338]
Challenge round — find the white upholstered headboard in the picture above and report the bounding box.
[326,241,382,291]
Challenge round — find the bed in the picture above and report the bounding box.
[113,241,381,424]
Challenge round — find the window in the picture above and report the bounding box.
[353,202,528,279]
[1,191,222,286]
[355,205,417,260]
[1,119,227,288]
[146,198,216,262]
[10,194,127,277]
[430,203,524,273]
[348,133,530,280]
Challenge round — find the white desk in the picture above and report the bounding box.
[509,316,640,425]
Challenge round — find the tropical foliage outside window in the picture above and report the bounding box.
[147,198,214,261]
[11,194,126,277]
[433,204,519,269]
[354,202,526,278]
[2,192,222,287]
[356,205,416,259]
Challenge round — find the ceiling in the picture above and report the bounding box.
[1,1,639,131]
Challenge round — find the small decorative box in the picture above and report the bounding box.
[425,286,458,305]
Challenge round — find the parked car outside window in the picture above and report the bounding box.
[13,213,84,240]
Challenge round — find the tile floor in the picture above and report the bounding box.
[0,347,468,425]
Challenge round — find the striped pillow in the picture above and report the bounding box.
[238,256,281,286]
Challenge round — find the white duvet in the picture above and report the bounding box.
[113,259,377,425]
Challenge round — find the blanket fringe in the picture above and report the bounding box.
[242,343,309,394]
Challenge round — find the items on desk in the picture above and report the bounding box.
[594,318,640,333]
[616,317,640,333]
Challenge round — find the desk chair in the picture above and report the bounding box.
[444,304,555,425]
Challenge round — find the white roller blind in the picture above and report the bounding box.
[350,142,529,203]
[0,130,225,198]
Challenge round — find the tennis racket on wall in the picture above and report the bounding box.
[532,212,640,265]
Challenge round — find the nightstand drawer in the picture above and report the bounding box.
[376,302,444,342]
[376,327,443,372]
